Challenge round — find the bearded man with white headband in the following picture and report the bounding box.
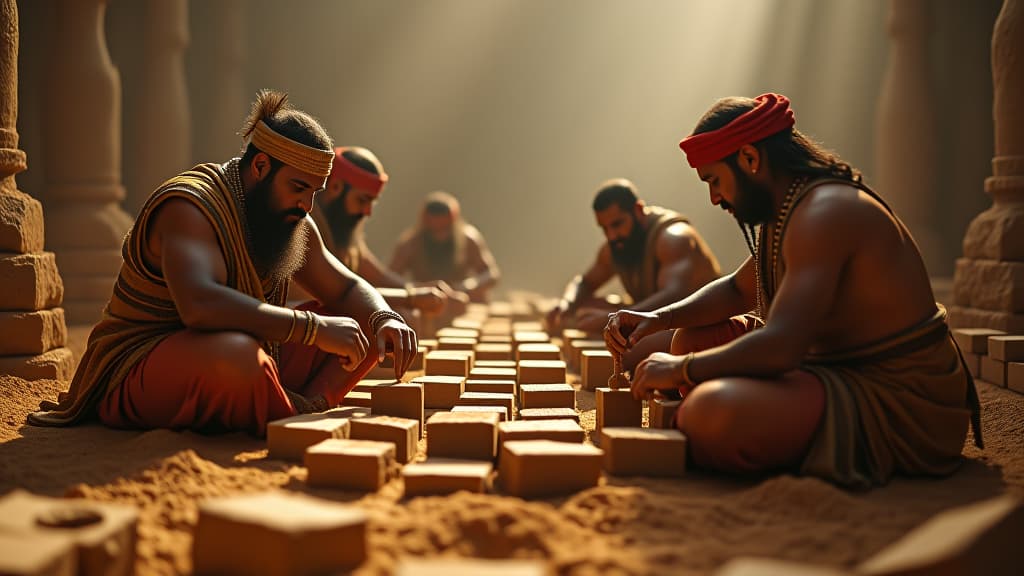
[30,90,418,435]
[604,93,982,488]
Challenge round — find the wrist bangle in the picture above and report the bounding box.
[679,352,696,390]
[283,309,297,343]
[369,308,406,334]
[303,311,320,346]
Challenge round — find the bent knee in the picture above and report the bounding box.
[202,331,271,384]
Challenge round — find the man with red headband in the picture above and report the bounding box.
[389,190,502,303]
[546,178,722,371]
[29,91,418,436]
[308,146,458,323]
[605,93,982,488]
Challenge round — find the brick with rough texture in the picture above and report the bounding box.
[0,489,137,576]
[980,356,1007,387]
[988,335,1024,362]
[341,391,372,408]
[267,413,351,461]
[395,557,550,575]
[426,411,500,460]
[475,342,513,361]
[519,383,575,409]
[0,190,45,253]
[0,530,77,576]
[349,416,419,463]
[649,397,681,429]
[581,350,613,390]
[0,308,67,356]
[499,440,602,498]
[1008,362,1024,394]
[304,439,396,491]
[517,359,567,385]
[498,419,585,455]
[595,388,642,438]
[194,491,367,575]
[857,495,1023,576]
[0,346,74,381]
[425,350,472,377]
[369,381,424,436]
[465,379,517,395]
[451,405,509,422]
[412,375,465,409]
[952,328,1006,355]
[516,342,561,362]
[518,407,579,422]
[601,427,687,477]
[456,392,516,421]
[0,253,63,311]
[401,460,494,497]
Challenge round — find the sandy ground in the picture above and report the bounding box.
[0,326,1021,575]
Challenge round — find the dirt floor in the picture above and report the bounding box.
[0,324,1021,575]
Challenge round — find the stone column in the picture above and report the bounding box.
[0,0,72,380]
[127,0,191,212]
[951,0,1024,333]
[875,0,940,272]
[42,0,133,326]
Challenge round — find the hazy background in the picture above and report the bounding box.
[17,0,1003,299]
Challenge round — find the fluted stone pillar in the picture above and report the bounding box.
[128,0,190,212]
[876,0,940,272]
[43,0,133,326]
[0,0,73,380]
[951,0,1024,333]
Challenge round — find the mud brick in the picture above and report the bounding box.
[349,416,419,463]
[0,490,138,576]
[595,388,643,438]
[0,253,63,311]
[516,342,561,362]
[560,328,590,357]
[518,407,579,422]
[980,356,1007,387]
[411,375,465,409]
[952,328,1006,354]
[1006,362,1024,394]
[465,379,517,395]
[425,350,472,377]
[418,338,439,351]
[518,359,567,385]
[570,339,609,372]
[395,558,550,575]
[451,405,509,422]
[520,383,575,409]
[194,491,367,575]
[353,378,395,393]
[717,557,851,575]
[267,413,351,461]
[426,411,500,460]
[475,342,513,361]
[305,439,396,491]
[435,327,479,340]
[512,321,545,333]
[479,334,513,343]
[489,301,513,316]
[497,420,585,455]
[581,350,614,390]
[451,316,484,331]
[339,390,371,408]
[438,336,478,351]
[457,392,516,420]
[370,381,424,435]
[963,352,982,379]
[370,346,425,374]
[469,366,518,382]
[0,309,67,356]
[857,494,1023,576]
[326,406,371,419]
[649,398,682,429]
[988,335,1024,362]
[499,440,602,498]
[401,460,493,498]
[601,428,687,477]
[475,359,516,369]
[513,330,550,346]
[0,530,77,576]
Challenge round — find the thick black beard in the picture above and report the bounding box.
[728,167,776,226]
[244,174,309,284]
[323,188,365,251]
[609,214,646,269]
[423,233,456,277]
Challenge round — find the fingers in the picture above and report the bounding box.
[631,360,648,401]
[398,328,416,378]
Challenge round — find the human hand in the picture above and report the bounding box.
[574,307,611,334]
[315,315,370,370]
[631,352,685,401]
[603,309,666,356]
[376,318,418,379]
[544,301,571,335]
[409,286,446,316]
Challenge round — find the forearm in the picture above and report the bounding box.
[654,273,750,330]
[688,326,803,383]
[335,278,399,333]
[178,285,301,343]
[376,287,414,310]
[627,285,692,313]
[561,275,594,310]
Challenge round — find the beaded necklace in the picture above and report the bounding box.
[753,175,806,319]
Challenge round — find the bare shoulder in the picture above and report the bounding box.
[150,196,216,239]
[655,220,702,258]
[462,222,487,244]
[793,181,890,228]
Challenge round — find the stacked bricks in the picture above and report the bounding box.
[953,328,1005,379]
[193,491,367,574]
[304,439,396,491]
[369,381,424,437]
[516,342,561,362]
[412,375,465,409]
[0,490,138,576]
[267,413,352,461]
[988,334,1024,393]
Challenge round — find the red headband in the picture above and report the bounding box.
[679,93,796,168]
[329,147,389,194]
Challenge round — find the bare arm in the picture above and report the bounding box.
[545,245,617,333]
[627,222,719,312]
[455,226,501,298]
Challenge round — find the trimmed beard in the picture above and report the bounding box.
[323,186,365,251]
[608,213,646,269]
[245,172,309,284]
[725,166,775,226]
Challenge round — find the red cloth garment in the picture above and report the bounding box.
[679,93,796,168]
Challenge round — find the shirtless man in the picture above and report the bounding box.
[546,178,721,370]
[30,91,418,435]
[605,93,981,488]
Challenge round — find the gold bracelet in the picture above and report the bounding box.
[679,352,696,390]
[301,310,313,346]
[283,309,297,343]
[303,311,320,346]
